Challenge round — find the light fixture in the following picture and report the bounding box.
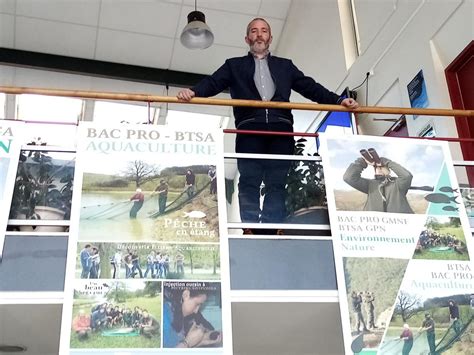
[180,0,214,50]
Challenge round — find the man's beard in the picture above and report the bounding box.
[249,39,269,54]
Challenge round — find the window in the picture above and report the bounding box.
[166,110,227,129]
[0,93,5,118]
[16,94,83,124]
[93,101,156,125]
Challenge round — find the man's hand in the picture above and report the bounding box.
[341,98,359,109]
[177,89,196,101]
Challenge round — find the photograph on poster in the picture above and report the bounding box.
[326,140,445,214]
[71,280,161,349]
[163,281,222,349]
[76,242,220,280]
[381,291,473,355]
[414,216,469,261]
[79,160,219,242]
[343,257,409,350]
[460,188,474,228]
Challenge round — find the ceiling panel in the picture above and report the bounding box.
[0,0,15,14]
[170,41,246,74]
[259,0,292,20]
[95,28,175,68]
[0,14,14,47]
[16,0,101,26]
[88,76,166,97]
[15,16,97,58]
[99,0,182,38]
[183,0,261,15]
[12,66,94,90]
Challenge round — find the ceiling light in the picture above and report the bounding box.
[180,0,214,50]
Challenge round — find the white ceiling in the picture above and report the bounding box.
[0,0,292,75]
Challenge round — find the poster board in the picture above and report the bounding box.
[320,135,473,355]
[0,120,24,259]
[60,123,231,354]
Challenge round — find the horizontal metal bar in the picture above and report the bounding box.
[20,145,76,153]
[227,222,331,230]
[0,292,65,304]
[8,219,70,226]
[224,152,322,161]
[230,290,339,303]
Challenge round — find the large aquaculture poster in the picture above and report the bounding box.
[60,123,230,355]
[320,135,474,355]
[0,120,24,259]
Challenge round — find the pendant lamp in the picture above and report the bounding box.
[180,0,214,49]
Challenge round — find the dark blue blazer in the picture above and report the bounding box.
[192,53,342,128]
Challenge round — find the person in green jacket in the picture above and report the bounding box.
[343,150,414,213]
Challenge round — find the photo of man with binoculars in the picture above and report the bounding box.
[343,148,415,214]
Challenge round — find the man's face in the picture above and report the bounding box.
[245,19,272,54]
[375,166,390,176]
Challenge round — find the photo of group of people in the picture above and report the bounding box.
[77,242,220,280]
[381,292,474,354]
[415,217,468,260]
[78,159,219,242]
[344,257,409,350]
[350,291,376,334]
[71,280,162,349]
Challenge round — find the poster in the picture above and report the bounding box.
[0,120,24,258]
[320,135,474,355]
[60,123,230,354]
[407,69,429,119]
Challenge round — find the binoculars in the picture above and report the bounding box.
[360,148,382,166]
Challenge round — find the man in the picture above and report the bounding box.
[177,18,358,232]
[144,250,156,278]
[351,291,368,334]
[72,309,91,340]
[364,291,376,329]
[110,251,122,279]
[91,306,107,332]
[420,313,436,354]
[153,179,168,214]
[399,323,413,355]
[89,247,100,279]
[130,249,143,278]
[208,165,217,195]
[448,299,461,335]
[139,309,160,338]
[343,150,414,213]
[80,244,92,279]
[185,169,196,199]
[129,188,145,219]
[175,252,185,275]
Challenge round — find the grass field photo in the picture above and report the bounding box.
[70,280,162,349]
